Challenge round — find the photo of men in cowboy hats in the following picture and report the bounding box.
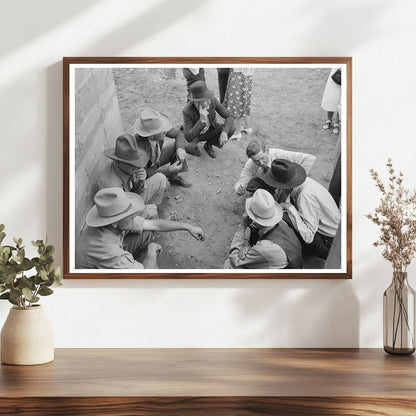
[73,65,344,271]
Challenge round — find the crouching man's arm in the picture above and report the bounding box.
[142,219,206,241]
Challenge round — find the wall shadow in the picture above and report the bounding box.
[232,280,359,347]
[0,0,102,57]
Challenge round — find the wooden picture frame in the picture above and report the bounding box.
[63,57,352,279]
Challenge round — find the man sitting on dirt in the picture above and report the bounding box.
[182,80,234,159]
[262,159,340,259]
[99,133,167,210]
[234,137,316,200]
[76,187,206,269]
[134,108,192,188]
[224,189,302,269]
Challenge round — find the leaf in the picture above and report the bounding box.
[8,297,18,306]
[0,232,6,244]
[51,267,63,286]
[2,271,16,285]
[0,224,5,232]
[45,245,55,256]
[38,287,53,296]
[0,292,10,299]
[17,276,35,290]
[21,258,34,271]
[22,287,39,303]
[0,285,7,294]
[17,248,25,263]
[9,288,21,301]
[13,237,22,248]
[22,287,34,300]
[39,270,48,281]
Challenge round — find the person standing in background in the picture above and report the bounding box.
[321,68,341,135]
[223,68,254,140]
[183,68,205,95]
[217,68,230,103]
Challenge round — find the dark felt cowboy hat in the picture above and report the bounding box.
[86,187,145,228]
[245,189,283,227]
[134,108,172,137]
[187,80,214,102]
[263,159,306,189]
[104,134,150,168]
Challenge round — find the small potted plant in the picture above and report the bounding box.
[0,224,62,365]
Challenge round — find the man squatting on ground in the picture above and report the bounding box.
[134,108,192,188]
[98,133,165,218]
[224,189,302,269]
[234,138,316,197]
[182,81,235,159]
[76,188,205,269]
[234,138,339,259]
[262,159,340,259]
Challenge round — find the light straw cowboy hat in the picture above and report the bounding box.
[263,159,306,189]
[86,187,145,228]
[245,189,283,227]
[103,134,150,168]
[134,108,172,137]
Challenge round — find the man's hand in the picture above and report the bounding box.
[188,226,206,241]
[132,168,147,183]
[240,213,252,228]
[235,183,246,196]
[199,107,209,125]
[238,246,250,260]
[168,161,183,174]
[147,242,162,257]
[176,148,187,163]
[219,131,228,147]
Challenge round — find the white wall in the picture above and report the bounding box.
[0,0,415,347]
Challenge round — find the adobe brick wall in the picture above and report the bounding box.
[74,68,123,237]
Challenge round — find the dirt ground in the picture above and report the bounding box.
[113,67,339,269]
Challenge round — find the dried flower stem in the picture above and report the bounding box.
[366,159,416,272]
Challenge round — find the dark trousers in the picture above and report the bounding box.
[217,68,230,103]
[190,125,235,147]
[328,154,341,207]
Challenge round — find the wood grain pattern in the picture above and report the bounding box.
[1,397,416,416]
[63,57,353,279]
[1,349,415,415]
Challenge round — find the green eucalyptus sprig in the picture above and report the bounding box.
[0,224,62,309]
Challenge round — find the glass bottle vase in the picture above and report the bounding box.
[383,271,416,355]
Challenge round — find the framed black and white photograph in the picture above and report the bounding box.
[63,57,352,279]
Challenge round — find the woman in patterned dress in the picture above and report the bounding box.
[223,68,254,140]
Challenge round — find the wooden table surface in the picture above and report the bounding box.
[1,348,416,415]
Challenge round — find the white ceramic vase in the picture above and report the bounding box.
[1,305,54,365]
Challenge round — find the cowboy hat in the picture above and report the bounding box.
[263,159,306,189]
[86,187,145,228]
[104,134,150,168]
[134,108,172,137]
[187,81,214,102]
[245,189,283,227]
